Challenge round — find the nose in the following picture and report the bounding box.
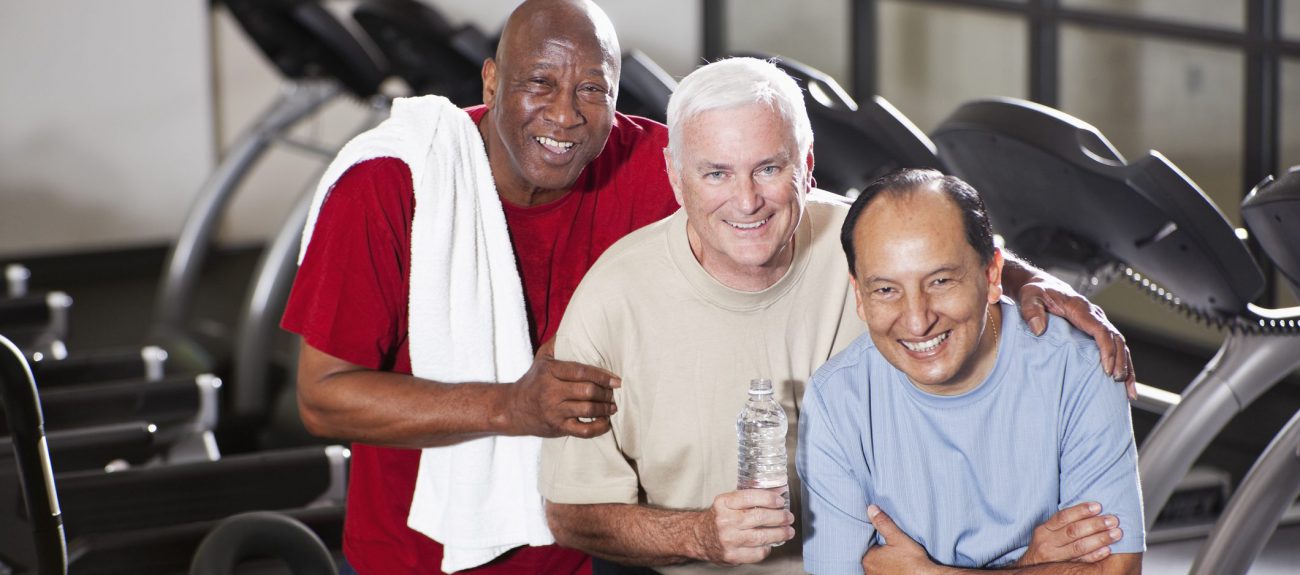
[735,177,763,214]
[542,89,585,129]
[901,292,938,336]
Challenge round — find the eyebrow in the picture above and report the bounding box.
[864,264,963,284]
[691,153,793,173]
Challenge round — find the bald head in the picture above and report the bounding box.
[478,0,624,204]
[497,0,621,80]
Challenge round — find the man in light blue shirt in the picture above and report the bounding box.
[799,169,1144,575]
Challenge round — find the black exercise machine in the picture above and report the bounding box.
[931,98,1300,535]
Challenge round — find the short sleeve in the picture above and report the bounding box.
[798,374,876,575]
[1058,354,1146,554]
[281,158,413,371]
[537,285,640,505]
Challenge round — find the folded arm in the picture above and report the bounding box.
[864,505,1141,575]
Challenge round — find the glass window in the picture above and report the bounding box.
[877,0,1027,132]
[1283,58,1300,174]
[1285,0,1300,39]
[1062,0,1244,31]
[1061,25,1244,225]
[725,0,851,88]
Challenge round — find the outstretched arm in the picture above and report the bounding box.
[1000,253,1136,398]
[863,506,1141,575]
[297,339,620,448]
[545,490,794,568]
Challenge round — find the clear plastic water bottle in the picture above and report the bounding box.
[737,378,789,511]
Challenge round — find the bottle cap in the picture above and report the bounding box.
[748,378,773,394]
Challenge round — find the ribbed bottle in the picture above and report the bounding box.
[737,378,789,510]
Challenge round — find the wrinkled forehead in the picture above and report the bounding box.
[498,5,620,73]
[679,103,799,158]
[856,192,974,266]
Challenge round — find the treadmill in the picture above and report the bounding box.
[1191,167,1300,574]
[931,97,1300,531]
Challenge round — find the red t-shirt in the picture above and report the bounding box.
[282,106,678,575]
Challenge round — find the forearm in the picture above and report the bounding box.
[547,501,708,566]
[296,343,512,448]
[939,554,1139,575]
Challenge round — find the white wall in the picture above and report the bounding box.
[0,0,213,258]
[0,0,697,258]
[208,0,698,247]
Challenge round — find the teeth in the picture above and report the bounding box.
[728,217,769,230]
[535,136,574,151]
[901,331,948,353]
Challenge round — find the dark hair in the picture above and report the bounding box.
[840,168,995,276]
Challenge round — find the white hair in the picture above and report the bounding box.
[666,57,814,175]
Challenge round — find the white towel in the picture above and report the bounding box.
[299,96,552,573]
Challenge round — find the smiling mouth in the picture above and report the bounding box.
[535,136,575,154]
[901,331,949,353]
[726,216,770,230]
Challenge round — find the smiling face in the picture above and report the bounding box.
[480,0,620,206]
[666,103,811,291]
[850,186,1004,395]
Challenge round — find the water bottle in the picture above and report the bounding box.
[737,378,789,511]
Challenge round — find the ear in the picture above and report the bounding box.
[850,273,868,324]
[985,247,1005,304]
[664,147,684,206]
[801,148,816,192]
[481,58,498,108]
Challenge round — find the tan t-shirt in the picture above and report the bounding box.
[539,191,863,575]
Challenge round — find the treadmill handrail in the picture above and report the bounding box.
[0,334,67,574]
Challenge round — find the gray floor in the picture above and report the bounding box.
[1145,522,1300,574]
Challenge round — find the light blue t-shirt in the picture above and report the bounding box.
[798,300,1144,574]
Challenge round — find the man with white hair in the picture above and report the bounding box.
[539,57,1133,574]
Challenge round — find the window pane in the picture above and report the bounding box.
[1284,59,1300,174]
[1061,25,1244,224]
[1286,0,1300,39]
[1062,0,1244,30]
[725,0,850,88]
[878,0,1027,132]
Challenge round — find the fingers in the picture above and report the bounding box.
[1017,293,1049,335]
[1068,527,1122,562]
[556,416,612,439]
[867,504,898,538]
[1123,345,1137,400]
[1076,542,1114,563]
[1044,502,1101,531]
[721,489,791,512]
[548,358,622,389]
[535,338,557,358]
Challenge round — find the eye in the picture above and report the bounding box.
[873,286,896,297]
[931,278,954,289]
[703,171,726,182]
[756,165,781,177]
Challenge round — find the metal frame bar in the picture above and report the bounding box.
[850,0,879,99]
[702,0,726,62]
